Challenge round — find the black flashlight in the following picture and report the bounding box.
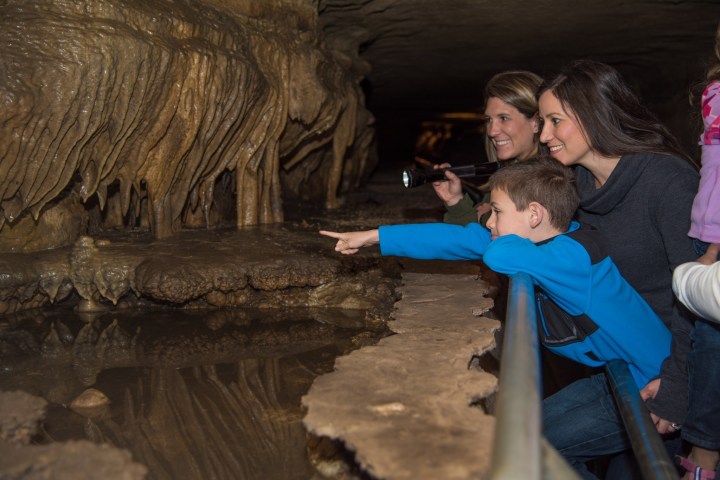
[402,162,499,188]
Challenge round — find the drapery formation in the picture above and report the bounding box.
[0,0,374,246]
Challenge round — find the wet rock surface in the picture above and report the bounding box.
[0,307,386,480]
[0,168,443,315]
[0,390,48,445]
[0,166,502,479]
[303,272,500,480]
[0,441,148,480]
[0,389,147,479]
[0,211,397,316]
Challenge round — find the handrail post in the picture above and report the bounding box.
[605,360,677,480]
[489,276,673,479]
[489,273,542,480]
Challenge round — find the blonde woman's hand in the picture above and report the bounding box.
[431,163,464,206]
[319,229,380,255]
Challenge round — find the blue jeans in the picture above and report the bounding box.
[683,319,720,450]
[693,238,720,260]
[543,373,631,480]
[604,436,683,480]
[693,238,709,257]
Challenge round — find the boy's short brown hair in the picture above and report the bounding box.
[486,157,578,230]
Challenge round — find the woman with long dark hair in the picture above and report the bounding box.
[538,59,698,479]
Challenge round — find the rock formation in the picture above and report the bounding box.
[0,390,148,479]
[0,0,375,250]
[303,272,500,480]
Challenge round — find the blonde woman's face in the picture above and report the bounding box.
[484,97,538,161]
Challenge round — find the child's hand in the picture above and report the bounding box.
[319,229,379,255]
[698,243,720,265]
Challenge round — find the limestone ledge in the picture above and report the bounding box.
[0,228,398,315]
[302,272,500,480]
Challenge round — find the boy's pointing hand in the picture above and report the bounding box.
[319,229,380,255]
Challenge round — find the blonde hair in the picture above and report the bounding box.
[483,71,544,163]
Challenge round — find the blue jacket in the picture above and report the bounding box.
[378,221,671,388]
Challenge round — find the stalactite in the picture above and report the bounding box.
[0,0,374,249]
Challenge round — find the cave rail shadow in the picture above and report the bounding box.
[488,273,676,480]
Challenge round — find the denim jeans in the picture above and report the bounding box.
[543,373,631,480]
[604,436,683,480]
[683,319,720,450]
[692,237,720,260]
[693,238,709,257]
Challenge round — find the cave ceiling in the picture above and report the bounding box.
[318,0,720,115]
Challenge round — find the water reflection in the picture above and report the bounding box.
[0,306,384,479]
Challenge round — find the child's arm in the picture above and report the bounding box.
[690,80,720,242]
[689,145,720,242]
[319,229,379,255]
[672,243,720,323]
[482,234,593,311]
[378,223,491,260]
[486,233,672,387]
[320,222,492,260]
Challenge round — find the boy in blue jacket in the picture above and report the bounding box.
[320,157,671,476]
[321,157,669,387]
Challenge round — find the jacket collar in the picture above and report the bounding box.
[576,153,651,215]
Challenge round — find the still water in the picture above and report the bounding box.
[0,305,384,479]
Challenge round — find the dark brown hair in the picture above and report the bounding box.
[487,157,578,230]
[539,60,692,164]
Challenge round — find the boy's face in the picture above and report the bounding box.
[486,188,533,241]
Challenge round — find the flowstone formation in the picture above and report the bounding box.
[0,0,374,251]
[303,271,500,479]
[0,227,402,314]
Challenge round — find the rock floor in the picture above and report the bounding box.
[303,271,500,479]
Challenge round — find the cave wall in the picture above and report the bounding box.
[0,0,375,251]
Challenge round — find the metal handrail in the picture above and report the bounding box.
[489,273,543,480]
[605,360,677,480]
[488,273,675,480]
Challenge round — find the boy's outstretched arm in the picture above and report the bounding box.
[319,229,379,255]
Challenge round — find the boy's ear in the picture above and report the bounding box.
[528,201,544,228]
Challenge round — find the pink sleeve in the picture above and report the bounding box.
[688,146,720,242]
[701,81,720,145]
